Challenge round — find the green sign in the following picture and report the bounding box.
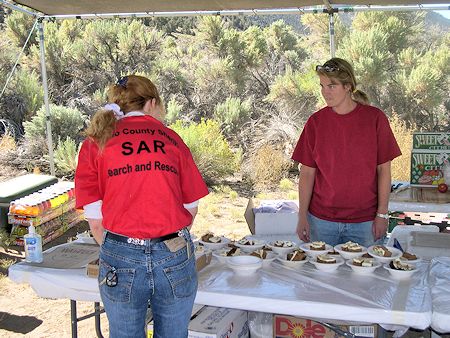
[410,150,450,186]
[412,132,450,150]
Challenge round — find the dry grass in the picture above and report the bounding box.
[389,114,417,182]
[190,185,298,241]
[0,135,16,152]
[191,192,251,240]
[249,144,291,190]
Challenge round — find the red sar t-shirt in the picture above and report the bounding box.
[291,104,401,223]
[75,115,209,238]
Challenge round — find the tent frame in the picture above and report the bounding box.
[0,0,448,175]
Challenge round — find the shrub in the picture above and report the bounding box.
[249,144,291,189]
[54,137,80,177]
[165,97,183,124]
[229,190,238,200]
[389,113,417,182]
[170,119,240,185]
[12,69,44,119]
[23,104,88,146]
[0,134,16,152]
[279,178,294,191]
[287,191,298,200]
[0,93,27,132]
[214,97,251,135]
[3,136,52,174]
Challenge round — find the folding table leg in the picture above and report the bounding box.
[94,302,104,338]
[70,300,78,338]
[70,300,105,338]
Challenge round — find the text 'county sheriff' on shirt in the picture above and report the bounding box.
[75,113,209,238]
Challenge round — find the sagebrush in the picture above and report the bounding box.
[170,119,240,185]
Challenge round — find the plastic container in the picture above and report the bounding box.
[24,225,43,263]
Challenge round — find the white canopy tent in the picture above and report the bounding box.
[0,0,448,175]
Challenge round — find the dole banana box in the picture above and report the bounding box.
[274,315,377,338]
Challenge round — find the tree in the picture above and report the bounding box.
[395,45,450,129]
[338,11,449,129]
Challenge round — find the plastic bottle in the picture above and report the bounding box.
[24,225,43,263]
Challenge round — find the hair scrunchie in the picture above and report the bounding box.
[104,103,124,120]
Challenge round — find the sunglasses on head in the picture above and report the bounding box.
[316,65,340,72]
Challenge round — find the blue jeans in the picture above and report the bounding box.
[98,230,197,338]
[308,212,385,247]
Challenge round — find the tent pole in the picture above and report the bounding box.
[38,19,55,176]
[329,12,335,58]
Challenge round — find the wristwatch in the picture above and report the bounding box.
[376,213,389,219]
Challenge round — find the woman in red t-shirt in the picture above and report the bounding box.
[75,75,208,338]
[291,58,401,248]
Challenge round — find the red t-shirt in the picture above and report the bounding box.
[291,104,401,223]
[75,115,209,238]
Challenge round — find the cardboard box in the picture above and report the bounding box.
[86,258,99,278]
[188,306,249,338]
[195,250,212,272]
[244,199,298,235]
[410,150,449,187]
[412,132,450,150]
[274,315,377,338]
[408,232,450,259]
[147,304,205,338]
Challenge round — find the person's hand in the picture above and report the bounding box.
[372,217,388,241]
[296,218,310,242]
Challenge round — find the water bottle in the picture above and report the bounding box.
[24,225,43,263]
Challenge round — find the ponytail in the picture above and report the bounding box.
[352,89,370,105]
[85,109,117,149]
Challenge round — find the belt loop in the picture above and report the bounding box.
[102,230,107,242]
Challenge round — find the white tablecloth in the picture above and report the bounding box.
[196,259,432,332]
[9,242,434,333]
[429,257,450,333]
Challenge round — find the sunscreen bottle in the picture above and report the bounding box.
[24,225,43,263]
